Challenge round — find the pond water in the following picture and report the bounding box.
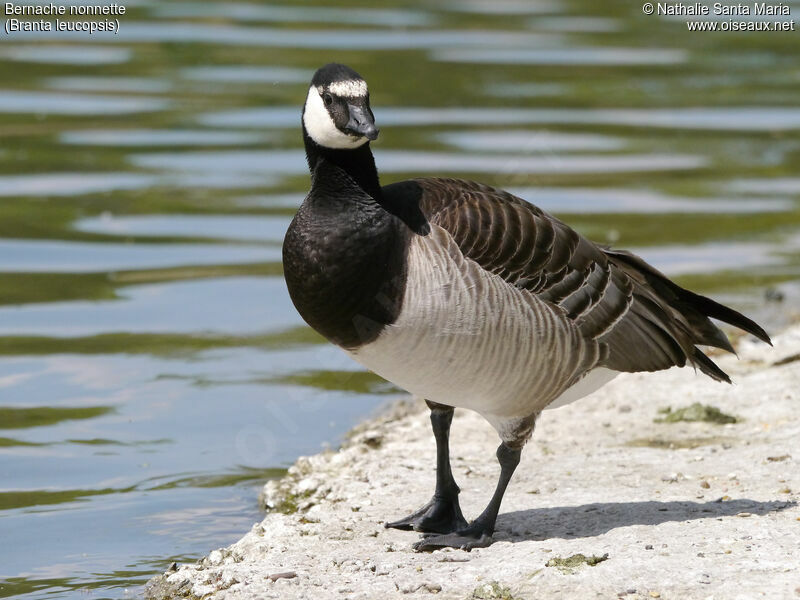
[1,1,799,598]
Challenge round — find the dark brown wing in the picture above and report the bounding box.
[398,177,770,381]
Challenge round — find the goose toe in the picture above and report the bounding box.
[413,527,494,552]
[386,496,468,534]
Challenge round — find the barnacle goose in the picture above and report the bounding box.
[282,63,771,551]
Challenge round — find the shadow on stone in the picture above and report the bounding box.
[491,498,796,542]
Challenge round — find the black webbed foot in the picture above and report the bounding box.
[412,521,494,551]
[385,495,468,534]
[412,441,524,552]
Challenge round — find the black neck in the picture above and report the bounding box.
[303,127,382,199]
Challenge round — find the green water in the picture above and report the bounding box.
[1,1,799,598]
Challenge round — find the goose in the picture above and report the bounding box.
[282,63,771,551]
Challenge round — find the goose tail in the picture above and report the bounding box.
[671,286,772,348]
[604,249,771,383]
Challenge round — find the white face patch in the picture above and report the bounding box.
[302,86,369,149]
[328,79,368,97]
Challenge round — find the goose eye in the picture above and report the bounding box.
[322,93,333,106]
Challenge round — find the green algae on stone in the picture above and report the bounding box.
[260,465,318,515]
[272,488,315,515]
[655,403,738,424]
[545,553,609,572]
[471,581,520,600]
[627,436,735,449]
[144,572,203,600]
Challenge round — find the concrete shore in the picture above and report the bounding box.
[146,326,800,600]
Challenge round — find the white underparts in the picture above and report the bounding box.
[302,86,369,150]
[545,367,619,409]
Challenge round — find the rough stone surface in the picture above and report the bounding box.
[145,326,800,600]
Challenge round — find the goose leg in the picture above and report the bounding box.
[385,401,468,534]
[413,442,521,551]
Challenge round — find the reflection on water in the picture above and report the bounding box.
[1,0,799,599]
[0,173,158,197]
[432,47,688,65]
[180,65,310,84]
[74,214,292,241]
[0,239,280,272]
[438,130,626,152]
[631,240,784,275]
[0,45,132,65]
[0,277,297,337]
[506,187,794,214]
[7,22,560,49]
[151,3,435,26]
[45,76,173,93]
[438,0,559,15]
[0,90,169,115]
[729,178,800,195]
[61,129,270,147]
[482,81,566,98]
[129,148,708,175]
[199,105,800,131]
[0,172,274,196]
[529,16,620,32]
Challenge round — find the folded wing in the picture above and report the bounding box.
[403,178,770,382]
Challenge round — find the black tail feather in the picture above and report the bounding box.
[605,249,772,348]
[691,347,732,384]
[675,287,772,346]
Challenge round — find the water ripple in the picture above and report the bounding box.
[74,215,291,242]
[2,22,560,49]
[0,45,131,65]
[129,149,707,176]
[150,2,435,26]
[0,91,169,115]
[0,240,280,273]
[433,47,687,66]
[60,129,270,147]
[199,105,800,131]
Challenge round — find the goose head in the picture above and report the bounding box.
[302,63,379,150]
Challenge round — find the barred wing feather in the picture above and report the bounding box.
[408,178,770,382]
